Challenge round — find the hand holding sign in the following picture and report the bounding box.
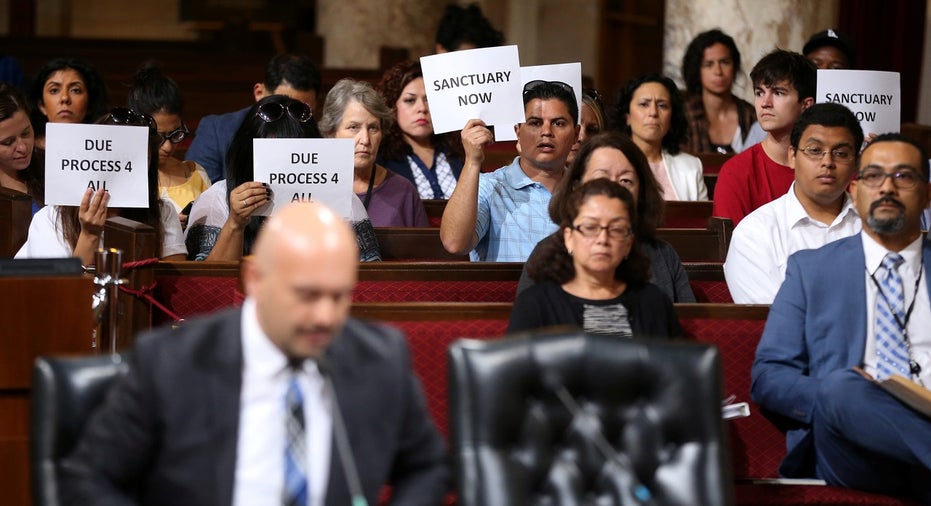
[460,119,495,163]
[78,187,110,237]
[228,181,271,226]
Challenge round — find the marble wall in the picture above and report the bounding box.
[663,0,838,101]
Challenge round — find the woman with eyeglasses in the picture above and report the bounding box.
[185,94,381,262]
[508,178,682,337]
[127,62,209,228]
[16,108,187,265]
[375,60,464,200]
[517,131,695,303]
[319,78,429,227]
[0,83,44,214]
[28,57,109,150]
[680,29,757,155]
[614,73,708,201]
[566,88,606,167]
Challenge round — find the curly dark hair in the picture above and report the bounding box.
[681,29,742,96]
[375,60,464,162]
[549,131,665,244]
[527,178,650,287]
[435,3,504,52]
[610,73,688,155]
[29,58,109,137]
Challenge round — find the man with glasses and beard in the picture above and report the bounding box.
[751,133,931,503]
[441,80,579,262]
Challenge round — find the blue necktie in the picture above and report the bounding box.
[875,253,911,380]
[283,372,308,506]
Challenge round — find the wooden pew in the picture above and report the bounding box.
[102,217,157,352]
[0,187,32,258]
[697,152,732,174]
[662,200,714,228]
[422,199,446,227]
[0,273,95,506]
[374,218,733,262]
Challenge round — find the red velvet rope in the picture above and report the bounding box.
[121,257,160,272]
[118,282,183,323]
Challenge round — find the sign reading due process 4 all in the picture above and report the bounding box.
[251,138,354,219]
[44,123,151,207]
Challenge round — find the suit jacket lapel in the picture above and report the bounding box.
[198,310,244,506]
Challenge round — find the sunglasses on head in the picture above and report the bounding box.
[582,88,604,109]
[256,100,313,123]
[104,107,157,133]
[523,80,574,96]
[156,123,190,145]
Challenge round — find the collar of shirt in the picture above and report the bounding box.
[861,231,925,278]
[504,156,547,190]
[241,297,320,379]
[785,182,858,229]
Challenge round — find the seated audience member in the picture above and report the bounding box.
[441,80,580,261]
[28,57,109,150]
[434,2,504,53]
[567,88,606,166]
[318,78,428,227]
[680,29,758,154]
[519,132,695,302]
[613,74,707,201]
[376,60,464,200]
[16,108,185,264]
[127,62,210,228]
[0,83,44,213]
[726,103,863,303]
[509,178,682,337]
[185,53,321,183]
[803,29,855,70]
[752,133,931,503]
[185,95,380,262]
[713,49,816,225]
[60,201,449,506]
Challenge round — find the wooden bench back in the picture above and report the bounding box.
[0,187,32,258]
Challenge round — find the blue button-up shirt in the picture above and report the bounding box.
[472,157,559,262]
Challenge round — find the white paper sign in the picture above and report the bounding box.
[420,45,524,134]
[251,138,354,218]
[817,69,900,136]
[494,62,584,142]
[44,123,150,207]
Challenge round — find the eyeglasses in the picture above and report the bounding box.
[256,100,313,123]
[572,223,632,240]
[523,80,575,96]
[103,107,157,133]
[797,145,854,163]
[856,168,923,189]
[156,123,190,145]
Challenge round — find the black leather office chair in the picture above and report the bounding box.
[448,331,732,506]
[30,354,128,506]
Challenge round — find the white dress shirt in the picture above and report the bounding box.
[861,233,931,386]
[232,297,333,506]
[725,183,861,303]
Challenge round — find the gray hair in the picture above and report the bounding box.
[318,78,392,136]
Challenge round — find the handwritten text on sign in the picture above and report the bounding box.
[44,123,150,207]
[420,45,524,134]
[252,138,354,218]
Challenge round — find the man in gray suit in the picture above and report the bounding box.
[61,202,448,505]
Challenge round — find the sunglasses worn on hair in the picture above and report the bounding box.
[157,123,190,145]
[523,80,574,96]
[256,101,313,123]
[583,88,604,109]
[105,107,157,133]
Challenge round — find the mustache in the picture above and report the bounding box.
[869,196,905,213]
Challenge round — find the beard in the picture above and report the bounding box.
[866,196,906,234]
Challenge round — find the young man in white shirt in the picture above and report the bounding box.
[725,102,863,303]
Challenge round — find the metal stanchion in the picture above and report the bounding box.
[91,248,125,354]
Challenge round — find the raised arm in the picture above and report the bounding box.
[440,119,493,255]
[74,188,110,266]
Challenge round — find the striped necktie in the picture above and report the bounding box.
[875,252,911,380]
[283,371,308,506]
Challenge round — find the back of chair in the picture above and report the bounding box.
[30,354,128,506]
[449,331,732,506]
